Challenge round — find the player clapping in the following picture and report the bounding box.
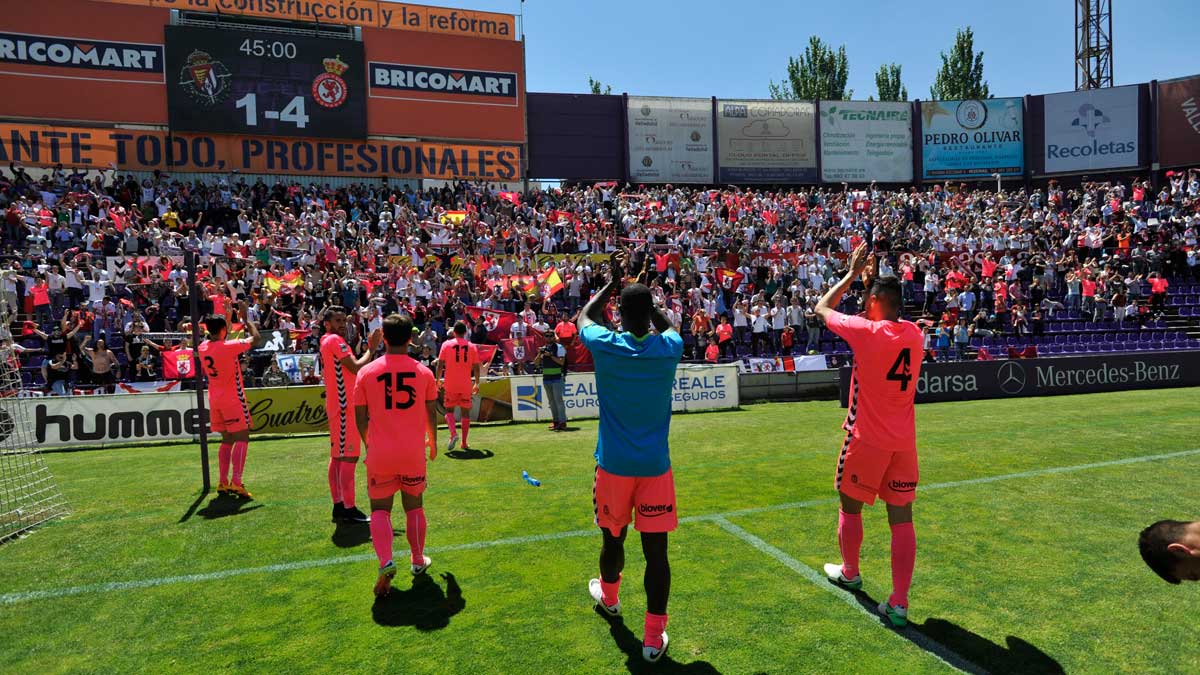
[354,314,440,597]
[319,305,382,524]
[199,301,260,499]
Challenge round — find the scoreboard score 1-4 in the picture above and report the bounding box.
[165,25,366,139]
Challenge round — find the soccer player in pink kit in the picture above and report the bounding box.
[354,314,440,596]
[815,243,924,627]
[320,305,382,524]
[199,303,260,499]
[435,321,480,452]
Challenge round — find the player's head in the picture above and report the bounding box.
[453,321,468,337]
[865,276,903,322]
[1139,520,1200,584]
[381,313,414,349]
[204,315,227,340]
[619,283,654,337]
[322,305,348,336]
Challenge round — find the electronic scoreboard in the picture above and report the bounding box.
[164,25,366,139]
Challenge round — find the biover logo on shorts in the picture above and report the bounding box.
[638,504,674,518]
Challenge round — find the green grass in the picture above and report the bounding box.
[3,389,1200,674]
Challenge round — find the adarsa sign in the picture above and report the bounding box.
[841,351,1200,406]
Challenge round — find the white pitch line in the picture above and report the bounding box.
[712,516,986,675]
[4,446,1199,606]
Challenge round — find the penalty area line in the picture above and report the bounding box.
[3,446,1199,606]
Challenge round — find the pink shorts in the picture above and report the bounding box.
[328,408,360,458]
[593,466,677,537]
[835,433,919,507]
[367,470,427,500]
[444,390,472,410]
[210,397,251,434]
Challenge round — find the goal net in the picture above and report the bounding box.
[0,333,68,543]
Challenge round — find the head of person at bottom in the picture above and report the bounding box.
[619,283,655,337]
[863,276,903,322]
[1139,520,1200,583]
[204,315,228,340]
[381,313,414,351]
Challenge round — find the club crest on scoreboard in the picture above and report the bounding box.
[312,54,349,109]
[179,50,231,106]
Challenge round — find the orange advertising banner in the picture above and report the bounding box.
[93,0,515,40]
[0,123,520,180]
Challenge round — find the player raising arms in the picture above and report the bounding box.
[579,251,683,664]
[815,243,924,628]
[436,321,480,452]
[199,302,260,499]
[354,314,439,597]
[320,305,382,524]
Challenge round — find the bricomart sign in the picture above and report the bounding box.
[839,351,1200,406]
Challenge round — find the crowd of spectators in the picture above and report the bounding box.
[1,160,1198,394]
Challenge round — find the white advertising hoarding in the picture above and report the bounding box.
[510,364,740,422]
[716,99,817,183]
[627,96,714,184]
[819,100,912,182]
[1043,85,1139,173]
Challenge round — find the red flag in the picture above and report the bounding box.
[564,335,593,372]
[161,348,197,379]
[477,344,499,365]
[498,191,521,206]
[551,210,579,225]
[500,336,538,363]
[463,306,517,342]
[715,268,745,292]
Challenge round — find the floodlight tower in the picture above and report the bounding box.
[1075,0,1113,90]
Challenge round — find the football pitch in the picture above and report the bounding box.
[2,389,1199,674]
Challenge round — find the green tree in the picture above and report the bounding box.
[588,77,612,95]
[873,63,908,102]
[929,27,990,100]
[769,36,852,101]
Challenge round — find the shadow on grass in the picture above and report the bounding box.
[839,587,1063,675]
[195,493,263,520]
[917,618,1065,675]
[372,572,464,631]
[178,486,210,523]
[445,448,495,460]
[331,521,372,548]
[596,608,723,674]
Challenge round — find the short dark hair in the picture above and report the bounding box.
[453,321,467,336]
[322,305,347,325]
[869,276,903,314]
[619,283,653,322]
[382,314,414,347]
[204,315,227,337]
[1139,520,1190,584]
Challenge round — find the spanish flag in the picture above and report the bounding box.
[536,266,565,297]
[263,270,304,293]
[442,210,468,226]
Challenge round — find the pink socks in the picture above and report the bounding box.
[889,522,916,608]
[327,459,341,504]
[643,612,668,649]
[218,443,233,485]
[406,508,427,564]
[838,509,863,579]
[231,441,248,486]
[370,510,393,567]
[337,462,357,509]
[445,413,456,436]
[600,573,621,607]
[460,418,469,446]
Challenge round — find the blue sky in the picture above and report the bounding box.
[449,0,1199,99]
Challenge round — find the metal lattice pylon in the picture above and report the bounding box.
[0,332,68,543]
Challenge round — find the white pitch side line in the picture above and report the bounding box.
[4,447,1199,606]
[712,517,986,675]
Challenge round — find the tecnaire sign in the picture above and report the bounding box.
[840,351,1200,405]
